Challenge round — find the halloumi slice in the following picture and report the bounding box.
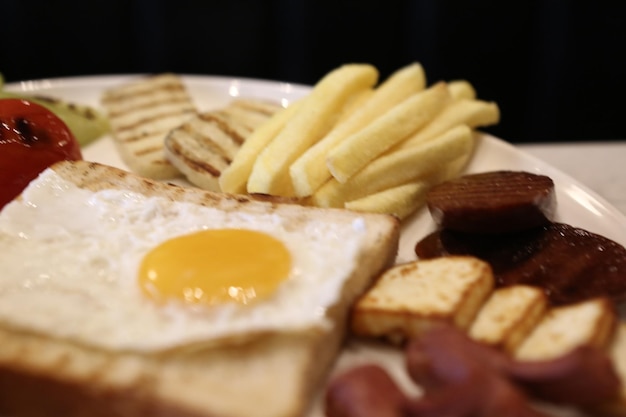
[164,99,282,191]
[101,73,197,179]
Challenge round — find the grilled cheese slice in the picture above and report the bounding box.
[164,99,282,191]
[469,285,548,353]
[223,98,283,129]
[350,256,494,344]
[101,73,197,179]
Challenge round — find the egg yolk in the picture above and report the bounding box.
[138,229,292,305]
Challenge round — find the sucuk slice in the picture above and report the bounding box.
[426,171,556,233]
[414,223,626,306]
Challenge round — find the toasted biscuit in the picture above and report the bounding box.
[351,256,494,344]
[514,297,617,361]
[469,285,548,353]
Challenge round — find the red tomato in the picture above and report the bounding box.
[0,99,82,209]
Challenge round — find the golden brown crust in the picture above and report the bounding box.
[0,160,400,417]
[350,256,493,345]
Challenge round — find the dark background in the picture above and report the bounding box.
[2,1,625,143]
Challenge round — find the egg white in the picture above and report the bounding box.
[0,169,368,352]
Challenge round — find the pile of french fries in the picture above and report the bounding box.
[219,63,500,220]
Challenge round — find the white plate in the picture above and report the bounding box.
[6,75,625,416]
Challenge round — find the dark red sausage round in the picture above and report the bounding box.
[415,223,626,306]
[426,171,556,233]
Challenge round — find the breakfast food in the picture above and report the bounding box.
[101,73,197,179]
[94,63,500,220]
[0,98,82,209]
[349,252,617,357]
[218,99,305,194]
[327,322,621,417]
[324,81,452,184]
[289,62,426,197]
[601,324,626,416]
[0,92,109,147]
[310,124,475,210]
[344,181,431,220]
[0,160,400,417]
[340,241,626,416]
[325,364,410,417]
[246,63,379,196]
[220,62,500,220]
[415,222,626,306]
[513,297,617,361]
[0,75,109,146]
[389,98,500,153]
[164,98,282,191]
[426,170,556,233]
[404,323,620,412]
[415,170,626,306]
[350,256,494,344]
[468,285,548,353]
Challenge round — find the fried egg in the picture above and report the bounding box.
[0,168,368,351]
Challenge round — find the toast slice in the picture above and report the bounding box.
[350,256,494,344]
[101,73,197,180]
[0,160,400,417]
[164,99,282,191]
[468,285,548,353]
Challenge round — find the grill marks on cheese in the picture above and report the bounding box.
[101,74,197,179]
[164,99,282,191]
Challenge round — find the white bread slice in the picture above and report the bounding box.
[0,160,400,417]
[350,256,494,344]
[469,285,548,353]
[164,99,281,191]
[101,73,197,180]
[513,297,617,361]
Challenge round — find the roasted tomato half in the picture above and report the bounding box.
[0,98,82,209]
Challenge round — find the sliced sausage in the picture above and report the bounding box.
[415,223,626,306]
[426,171,556,233]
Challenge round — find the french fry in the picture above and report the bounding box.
[448,80,477,100]
[221,61,499,219]
[345,181,430,220]
[335,88,375,125]
[218,99,303,194]
[436,148,475,182]
[312,124,473,208]
[391,99,500,152]
[289,62,427,197]
[246,64,378,196]
[345,146,475,220]
[326,81,452,184]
